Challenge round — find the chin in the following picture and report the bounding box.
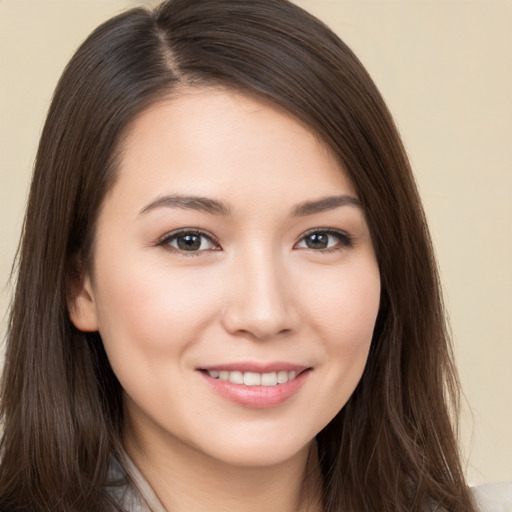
[196,432,315,469]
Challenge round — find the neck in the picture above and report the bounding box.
[123,422,323,512]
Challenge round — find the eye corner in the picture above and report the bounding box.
[156,228,222,255]
[294,228,354,252]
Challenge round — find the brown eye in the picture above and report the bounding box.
[164,231,218,252]
[296,230,352,251]
[303,233,330,249]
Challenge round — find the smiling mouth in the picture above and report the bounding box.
[202,369,301,386]
[198,365,311,407]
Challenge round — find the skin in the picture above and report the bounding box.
[71,88,381,512]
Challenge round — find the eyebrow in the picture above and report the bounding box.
[139,195,232,217]
[138,193,362,218]
[291,195,362,216]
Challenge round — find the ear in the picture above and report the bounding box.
[67,274,99,332]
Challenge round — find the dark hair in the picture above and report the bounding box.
[1,0,476,510]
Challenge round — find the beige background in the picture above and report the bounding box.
[1,0,510,485]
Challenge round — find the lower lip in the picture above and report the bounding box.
[199,370,311,408]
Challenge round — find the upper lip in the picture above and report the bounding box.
[198,362,310,373]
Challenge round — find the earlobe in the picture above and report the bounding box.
[67,275,99,332]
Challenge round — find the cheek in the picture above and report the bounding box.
[92,255,222,355]
[91,258,224,416]
[301,260,381,345]
[299,259,380,405]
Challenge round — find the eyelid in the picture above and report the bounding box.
[157,228,221,252]
[155,227,353,254]
[294,227,354,250]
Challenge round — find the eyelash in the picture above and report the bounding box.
[157,229,221,257]
[157,228,353,256]
[296,228,354,253]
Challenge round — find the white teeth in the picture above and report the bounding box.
[206,370,300,386]
[261,372,278,386]
[277,370,289,384]
[228,371,244,384]
[243,372,261,385]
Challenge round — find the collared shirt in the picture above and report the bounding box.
[108,454,166,512]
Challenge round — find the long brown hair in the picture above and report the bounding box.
[1,1,476,510]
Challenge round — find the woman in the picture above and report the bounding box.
[0,0,508,511]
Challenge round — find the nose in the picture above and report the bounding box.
[221,249,300,340]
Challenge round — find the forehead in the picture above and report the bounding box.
[109,87,355,214]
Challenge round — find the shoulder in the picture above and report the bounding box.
[471,481,512,512]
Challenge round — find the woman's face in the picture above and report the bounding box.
[72,88,380,468]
